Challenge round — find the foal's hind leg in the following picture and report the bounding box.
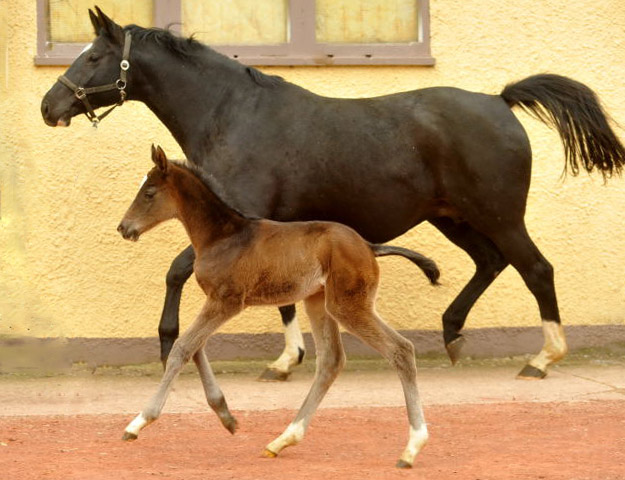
[123,301,240,440]
[258,304,306,382]
[488,224,568,379]
[263,293,345,457]
[332,305,428,468]
[430,218,509,364]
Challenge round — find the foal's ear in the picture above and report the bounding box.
[88,9,101,37]
[151,144,169,173]
[94,6,124,44]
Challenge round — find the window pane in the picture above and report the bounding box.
[316,0,418,44]
[182,0,287,45]
[48,0,153,43]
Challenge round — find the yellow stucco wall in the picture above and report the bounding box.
[1,1,624,339]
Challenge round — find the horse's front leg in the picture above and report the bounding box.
[159,245,195,367]
[258,304,306,382]
[124,300,240,441]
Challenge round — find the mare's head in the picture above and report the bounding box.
[118,145,177,241]
[41,7,128,126]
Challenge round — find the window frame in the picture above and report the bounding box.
[35,0,434,66]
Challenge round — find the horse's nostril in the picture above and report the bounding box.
[117,224,124,233]
[42,100,50,116]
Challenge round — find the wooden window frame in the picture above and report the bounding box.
[36,0,434,66]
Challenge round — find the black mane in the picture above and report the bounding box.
[123,25,284,88]
[172,161,259,220]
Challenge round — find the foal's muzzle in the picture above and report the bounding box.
[117,222,139,242]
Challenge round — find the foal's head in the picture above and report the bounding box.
[118,145,177,241]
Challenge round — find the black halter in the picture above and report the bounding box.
[58,32,132,127]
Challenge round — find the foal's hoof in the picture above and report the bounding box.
[122,432,138,442]
[396,459,413,469]
[222,415,239,435]
[445,336,466,366]
[257,368,291,382]
[517,364,547,380]
[261,448,278,458]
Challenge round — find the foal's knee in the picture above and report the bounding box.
[391,336,416,369]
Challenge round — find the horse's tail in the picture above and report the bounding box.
[370,244,440,285]
[501,74,625,180]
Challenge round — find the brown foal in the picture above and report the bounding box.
[117,145,440,468]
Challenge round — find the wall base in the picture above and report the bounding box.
[1,324,624,371]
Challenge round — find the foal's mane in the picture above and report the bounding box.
[171,161,259,220]
[123,25,284,88]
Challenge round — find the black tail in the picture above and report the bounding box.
[501,74,625,180]
[370,244,440,285]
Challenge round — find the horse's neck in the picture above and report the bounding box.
[170,167,248,250]
[131,48,244,163]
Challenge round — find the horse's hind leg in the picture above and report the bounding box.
[258,304,306,382]
[159,245,195,366]
[430,218,508,364]
[193,348,237,434]
[333,305,428,468]
[263,292,345,457]
[488,224,568,379]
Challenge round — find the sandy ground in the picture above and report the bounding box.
[1,358,624,415]
[1,356,624,479]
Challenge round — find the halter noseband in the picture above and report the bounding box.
[58,31,132,127]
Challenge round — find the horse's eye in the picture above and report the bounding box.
[144,189,156,199]
[88,53,100,63]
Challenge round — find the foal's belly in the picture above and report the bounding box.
[243,264,326,307]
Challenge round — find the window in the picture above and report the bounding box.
[36,0,433,66]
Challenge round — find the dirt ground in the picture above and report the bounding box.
[1,355,624,479]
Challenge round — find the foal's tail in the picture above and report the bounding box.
[501,74,625,180]
[370,244,440,285]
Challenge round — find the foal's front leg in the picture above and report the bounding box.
[194,348,238,434]
[123,300,240,440]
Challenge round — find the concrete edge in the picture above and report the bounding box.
[1,324,624,370]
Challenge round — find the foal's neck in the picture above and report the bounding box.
[169,166,249,251]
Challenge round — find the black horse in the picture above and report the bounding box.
[41,8,625,380]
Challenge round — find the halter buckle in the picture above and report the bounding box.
[120,59,130,71]
[75,87,86,100]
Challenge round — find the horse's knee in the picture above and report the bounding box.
[166,262,193,288]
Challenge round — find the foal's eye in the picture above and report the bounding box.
[144,190,156,199]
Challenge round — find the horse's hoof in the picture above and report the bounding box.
[257,368,291,382]
[122,431,138,442]
[445,336,466,366]
[261,448,277,458]
[517,364,547,380]
[396,459,412,469]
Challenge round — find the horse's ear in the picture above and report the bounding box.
[152,144,169,173]
[94,6,124,44]
[88,8,101,36]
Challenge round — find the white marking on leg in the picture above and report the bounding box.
[268,315,305,373]
[124,413,152,437]
[529,320,568,371]
[399,424,429,466]
[265,419,306,455]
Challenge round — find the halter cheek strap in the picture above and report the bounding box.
[58,31,132,127]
